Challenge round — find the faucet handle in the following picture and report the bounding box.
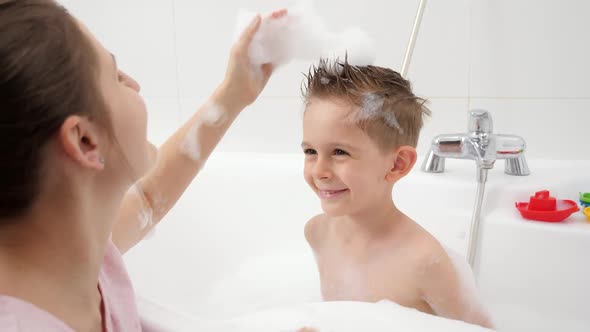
[468,109,493,134]
[495,134,526,158]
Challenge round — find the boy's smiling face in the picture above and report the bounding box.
[302,97,396,217]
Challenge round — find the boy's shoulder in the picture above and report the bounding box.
[399,217,448,266]
[304,213,330,249]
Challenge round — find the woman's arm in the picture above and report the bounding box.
[112,9,287,254]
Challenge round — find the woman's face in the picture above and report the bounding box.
[79,21,157,182]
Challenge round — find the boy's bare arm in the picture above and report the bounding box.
[420,251,495,329]
[297,216,325,332]
[304,214,326,250]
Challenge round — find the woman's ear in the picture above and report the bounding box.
[58,115,105,171]
[385,146,417,183]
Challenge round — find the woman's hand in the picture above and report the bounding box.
[216,9,287,111]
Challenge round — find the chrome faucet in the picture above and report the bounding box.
[421,109,530,177]
[421,109,529,271]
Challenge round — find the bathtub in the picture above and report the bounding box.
[123,153,590,332]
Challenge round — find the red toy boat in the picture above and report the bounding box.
[515,190,579,222]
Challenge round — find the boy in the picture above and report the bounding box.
[300,58,493,328]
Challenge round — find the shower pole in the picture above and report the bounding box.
[400,0,428,77]
[401,1,484,274]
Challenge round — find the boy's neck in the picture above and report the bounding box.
[340,197,404,236]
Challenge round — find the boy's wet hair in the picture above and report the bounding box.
[302,57,431,150]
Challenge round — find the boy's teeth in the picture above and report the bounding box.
[322,189,344,195]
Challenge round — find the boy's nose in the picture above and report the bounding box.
[312,158,332,180]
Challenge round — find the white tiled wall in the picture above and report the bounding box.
[63,0,588,159]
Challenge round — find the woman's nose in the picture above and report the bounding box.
[120,70,141,92]
[128,75,141,92]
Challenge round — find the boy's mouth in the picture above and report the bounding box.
[318,189,348,199]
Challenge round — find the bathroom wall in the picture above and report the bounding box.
[62,0,589,160]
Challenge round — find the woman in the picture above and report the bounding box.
[0,0,285,330]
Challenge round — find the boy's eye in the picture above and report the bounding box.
[304,148,317,155]
[334,149,349,156]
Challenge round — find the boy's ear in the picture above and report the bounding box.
[59,115,106,171]
[385,146,417,183]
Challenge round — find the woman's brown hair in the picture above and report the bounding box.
[0,0,109,219]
